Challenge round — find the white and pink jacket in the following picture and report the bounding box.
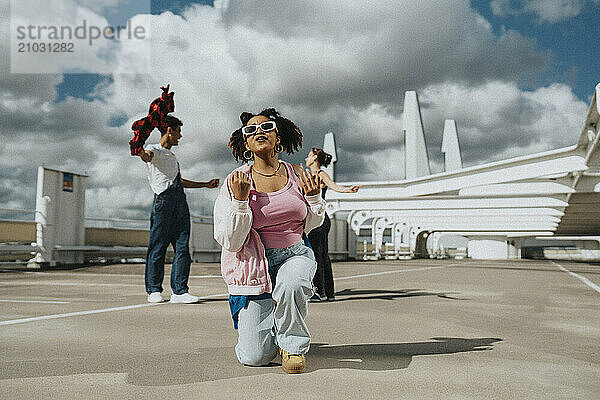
[213,162,326,296]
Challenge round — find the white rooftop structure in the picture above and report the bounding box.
[441,120,462,172]
[403,91,431,179]
[324,84,600,259]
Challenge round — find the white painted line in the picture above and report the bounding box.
[1,271,221,279]
[0,281,141,287]
[0,303,155,326]
[335,265,457,281]
[0,281,206,289]
[0,299,70,304]
[552,261,600,294]
[0,292,229,326]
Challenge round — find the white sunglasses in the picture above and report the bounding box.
[242,121,277,136]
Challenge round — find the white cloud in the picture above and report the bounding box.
[9,0,151,74]
[491,0,596,23]
[419,81,588,167]
[218,0,547,108]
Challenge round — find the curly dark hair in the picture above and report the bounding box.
[228,108,303,162]
[312,146,333,167]
[158,115,183,135]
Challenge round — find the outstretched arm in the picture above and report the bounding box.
[318,170,361,193]
[181,178,220,188]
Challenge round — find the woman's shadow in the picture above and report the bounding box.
[123,337,502,385]
[306,337,502,371]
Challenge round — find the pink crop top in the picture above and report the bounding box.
[249,161,307,249]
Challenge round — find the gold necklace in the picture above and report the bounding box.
[252,162,282,177]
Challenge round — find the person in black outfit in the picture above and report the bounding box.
[305,147,360,301]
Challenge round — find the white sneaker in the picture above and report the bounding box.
[170,292,199,304]
[147,292,164,303]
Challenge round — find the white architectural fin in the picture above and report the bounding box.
[578,82,600,148]
[441,119,462,171]
[403,91,431,179]
[323,132,337,180]
[596,83,600,114]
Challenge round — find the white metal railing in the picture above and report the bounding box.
[0,207,35,213]
[84,216,149,229]
[0,208,37,261]
[190,214,213,223]
[0,207,36,222]
[84,213,213,229]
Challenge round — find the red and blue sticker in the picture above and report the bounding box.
[63,173,73,192]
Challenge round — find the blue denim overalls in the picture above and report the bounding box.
[145,172,192,295]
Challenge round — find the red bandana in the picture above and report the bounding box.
[129,85,175,155]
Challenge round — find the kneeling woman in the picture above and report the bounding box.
[213,108,324,374]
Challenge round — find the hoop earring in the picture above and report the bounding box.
[244,149,253,161]
[272,144,283,157]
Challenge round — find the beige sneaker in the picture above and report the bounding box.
[280,348,306,374]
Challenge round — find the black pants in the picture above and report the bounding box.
[308,213,334,298]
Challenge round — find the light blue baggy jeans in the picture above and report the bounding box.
[235,241,317,366]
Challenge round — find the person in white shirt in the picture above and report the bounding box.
[138,115,219,303]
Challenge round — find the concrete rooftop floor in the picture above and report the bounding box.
[1,258,599,399]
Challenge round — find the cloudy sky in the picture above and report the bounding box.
[1,0,598,219]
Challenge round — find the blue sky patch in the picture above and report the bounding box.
[55,74,113,103]
[108,113,130,128]
[471,0,600,100]
[151,0,214,15]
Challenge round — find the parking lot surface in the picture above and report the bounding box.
[1,259,599,399]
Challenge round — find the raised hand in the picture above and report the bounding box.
[229,171,251,201]
[206,178,220,188]
[298,163,322,196]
